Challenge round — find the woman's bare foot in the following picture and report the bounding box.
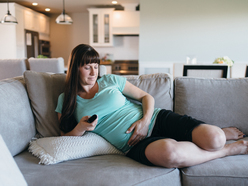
[225,140,248,156]
[222,127,246,141]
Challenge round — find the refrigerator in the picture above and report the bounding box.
[25,29,39,58]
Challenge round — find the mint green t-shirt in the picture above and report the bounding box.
[55,74,161,153]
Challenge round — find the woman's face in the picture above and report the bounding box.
[78,63,99,86]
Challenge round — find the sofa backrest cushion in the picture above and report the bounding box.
[126,73,173,110]
[174,77,248,134]
[24,71,66,137]
[24,71,173,137]
[0,77,36,156]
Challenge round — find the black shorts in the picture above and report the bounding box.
[126,109,205,166]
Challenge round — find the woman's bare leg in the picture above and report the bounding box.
[145,124,248,168]
[192,124,226,151]
[145,139,248,168]
[192,124,246,148]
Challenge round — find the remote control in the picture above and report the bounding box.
[87,114,97,123]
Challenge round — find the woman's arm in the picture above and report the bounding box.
[58,113,98,136]
[122,81,155,146]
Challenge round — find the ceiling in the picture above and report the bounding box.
[0,0,140,16]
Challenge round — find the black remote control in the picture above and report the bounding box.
[87,114,97,123]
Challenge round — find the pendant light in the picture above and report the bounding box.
[0,0,18,25]
[56,0,73,25]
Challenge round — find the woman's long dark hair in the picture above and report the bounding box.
[59,44,100,133]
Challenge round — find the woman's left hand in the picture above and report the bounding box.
[126,119,149,146]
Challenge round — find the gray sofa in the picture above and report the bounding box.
[0,71,247,186]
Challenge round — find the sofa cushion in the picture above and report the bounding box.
[174,77,248,134]
[0,77,36,156]
[181,138,248,186]
[15,151,181,186]
[126,73,173,110]
[0,135,27,186]
[24,71,66,137]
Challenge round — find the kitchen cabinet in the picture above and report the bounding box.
[24,9,39,32]
[24,8,50,41]
[100,60,112,74]
[39,15,49,35]
[38,14,50,41]
[112,11,140,35]
[88,8,114,47]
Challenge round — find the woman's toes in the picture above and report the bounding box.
[222,127,246,140]
[238,134,244,139]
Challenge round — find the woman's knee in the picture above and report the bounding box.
[145,139,182,168]
[192,124,226,151]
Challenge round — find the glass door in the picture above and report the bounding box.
[93,14,98,43]
[88,8,114,46]
[104,14,110,43]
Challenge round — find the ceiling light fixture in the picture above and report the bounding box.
[45,8,50,12]
[56,0,73,25]
[112,1,118,4]
[32,3,38,6]
[0,0,18,25]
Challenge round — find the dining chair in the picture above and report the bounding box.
[0,59,27,80]
[183,65,228,78]
[28,57,65,73]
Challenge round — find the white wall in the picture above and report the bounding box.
[15,4,25,58]
[50,12,89,65]
[139,0,248,66]
[0,3,20,58]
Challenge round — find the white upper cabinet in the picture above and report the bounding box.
[112,11,140,35]
[24,8,50,40]
[24,9,39,32]
[39,14,49,35]
[38,14,50,40]
[88,8,114,47]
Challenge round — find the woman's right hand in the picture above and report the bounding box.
[78,115,98,132]
[58,113,98,136]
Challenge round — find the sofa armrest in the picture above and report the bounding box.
[0,135,27,186]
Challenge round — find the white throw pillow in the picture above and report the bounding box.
[29,132,124,165]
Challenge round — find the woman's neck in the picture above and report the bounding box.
[78,82,98,99]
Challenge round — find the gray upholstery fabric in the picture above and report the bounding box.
[0,135,27,186]
[174,77,248,134]
[181,138,248,186]
[126,73,173,110]
[0,59,27,80]
[24,71,66,137]
[15,151,181,186]
[28,57,65,73]
[0,77,36,156]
